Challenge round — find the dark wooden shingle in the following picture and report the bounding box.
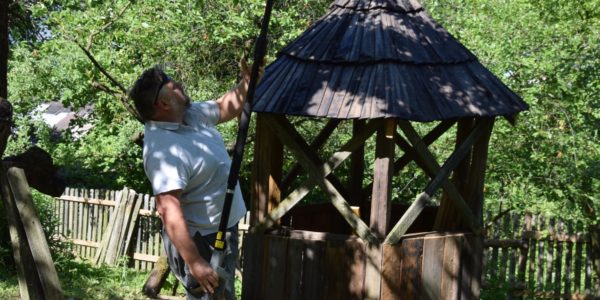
[253,1,528,120]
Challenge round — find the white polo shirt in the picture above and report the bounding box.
[143,101,246,236]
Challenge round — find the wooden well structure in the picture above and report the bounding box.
[242,0,528,299]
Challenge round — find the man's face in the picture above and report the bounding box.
[163,80,191,108]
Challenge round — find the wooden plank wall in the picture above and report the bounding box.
[242,232,366,300]
[483,212,597,299]
[243,231,481,300]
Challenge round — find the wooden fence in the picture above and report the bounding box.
[483,211,598,299]
[53,187,598,297]
[53,187,250,271]
[54,187,159,271]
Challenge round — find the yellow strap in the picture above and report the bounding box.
[215,240,225,249]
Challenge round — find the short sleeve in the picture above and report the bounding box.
[143,143,189,195]
[187,101,220,127]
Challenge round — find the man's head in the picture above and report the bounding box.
[129,66,190,122]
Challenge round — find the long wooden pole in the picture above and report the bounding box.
[210,0,275,276]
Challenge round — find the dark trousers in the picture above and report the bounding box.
[162,224,239,300]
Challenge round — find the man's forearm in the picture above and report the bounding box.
[156,192,206,267]
[217,77,249,123]
[156,191,219,293]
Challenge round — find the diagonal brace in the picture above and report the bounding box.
[252,116,381,244]
[385,119,491,244]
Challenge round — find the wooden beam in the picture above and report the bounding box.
[397,120,490,233]
[59,195,117,206]
[251,114,283,226]
[263,115,379,244]
[252,118,381,234]
[463,118,495,225]
[370,118,395,238]
[2,166,63,299]
[362,120,455,197]
[435,118,475,230]
[385,120,490,244]
[280,119,340,193]
[349,119,366,206]
[134,252,161,263]
[1,167,45,299]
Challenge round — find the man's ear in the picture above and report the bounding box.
[155,96,171,111]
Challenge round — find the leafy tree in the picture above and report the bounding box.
[424,0,599,221]
[425,0,599,283]
[7,0,330,193]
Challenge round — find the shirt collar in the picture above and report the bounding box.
[145,120,182,131]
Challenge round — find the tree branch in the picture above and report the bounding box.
[86,1,132,49]
[91,81,119,95]
[76,42,142,123]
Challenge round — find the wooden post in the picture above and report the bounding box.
[0,165,63,299]
[436,117,494,230]
[462,118,495,225]
[435,118,474,230]
[365,118,395,300]
[370,118,395,238]
[251,114,283,226]
[142,255,170,298]
[349,119,365,207]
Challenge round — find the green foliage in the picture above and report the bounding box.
[424,0,600,224]
[5,0,599,232]
[7,0,330,193]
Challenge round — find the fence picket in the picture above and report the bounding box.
[527,213,537,290]
[554,219,563,296]
[141,194,149,271]
[546,217,556,293]
[574,221,584,293]
[585,242,592,294]
[564,222,574,296]
[69,188,74,238]
[517,214,529,289]
[498,213,510,283]
[508,214,519,287]
[83,189,90,258]
[537,215,546,292]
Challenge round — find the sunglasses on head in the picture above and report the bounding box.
[154,72,171,104]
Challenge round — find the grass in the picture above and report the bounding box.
[0,255,243,299]
[0,257,183,299]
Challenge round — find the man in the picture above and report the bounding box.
[129,61,253,299]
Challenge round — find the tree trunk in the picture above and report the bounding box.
[0,0,8,99]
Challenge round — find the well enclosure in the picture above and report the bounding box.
[243,229,482,300]
[242,0,527,298]
[242,115,495,299]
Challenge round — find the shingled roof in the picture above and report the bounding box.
[252,0,528,121]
